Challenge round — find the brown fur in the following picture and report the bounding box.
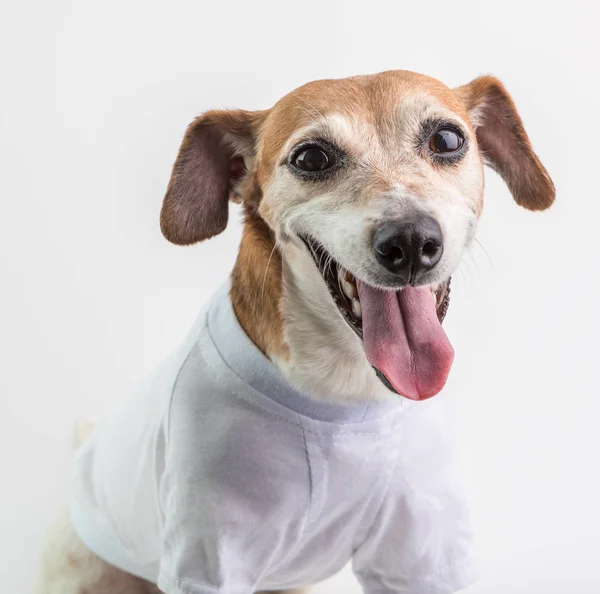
[258,71,469,176]
[230,206,289,360]
[161,107,289,361]
[161,110,266,245]
[454,76,555,210]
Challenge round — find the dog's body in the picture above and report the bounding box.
[38,71,554,594]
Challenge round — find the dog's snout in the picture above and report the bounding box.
[373,217,444,283]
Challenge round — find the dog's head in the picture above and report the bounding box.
[161,71,554,400]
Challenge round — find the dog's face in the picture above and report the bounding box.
[160,71,554,401]
[257,72,483,291]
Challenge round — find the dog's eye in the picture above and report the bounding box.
[293,147,331,172]
[429,128,464,154]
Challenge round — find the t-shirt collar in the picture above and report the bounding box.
[206,280,403,424]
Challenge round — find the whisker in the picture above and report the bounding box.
[324,253,333,278]
[474,237,495,272]
[454,259,467,284]
[261,244,278,301]
[337,264,345,298]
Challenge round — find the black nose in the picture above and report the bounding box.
[373,217,444,283]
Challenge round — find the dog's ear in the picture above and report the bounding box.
[454,76,555,211]
[161,109,266,245]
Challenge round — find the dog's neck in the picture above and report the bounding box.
[231,210,392,405]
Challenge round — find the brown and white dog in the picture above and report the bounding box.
[38,70,554,594]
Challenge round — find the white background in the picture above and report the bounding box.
[1,1,598,592]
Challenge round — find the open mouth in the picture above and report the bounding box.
[302,236,454,400]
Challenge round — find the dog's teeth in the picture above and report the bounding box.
[342,278,358,299]
[352,298,362,319]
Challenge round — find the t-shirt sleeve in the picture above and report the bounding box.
[156,347,309,594]
[352,396,478,594]
[157,467,269,594]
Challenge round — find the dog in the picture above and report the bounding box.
[38,70,554,594]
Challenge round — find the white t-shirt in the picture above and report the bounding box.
[70,283,478,594]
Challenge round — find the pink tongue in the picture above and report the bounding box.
[356,281,454,400]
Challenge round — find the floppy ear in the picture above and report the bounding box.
[161,109,266,245]
[454,76,555,211]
